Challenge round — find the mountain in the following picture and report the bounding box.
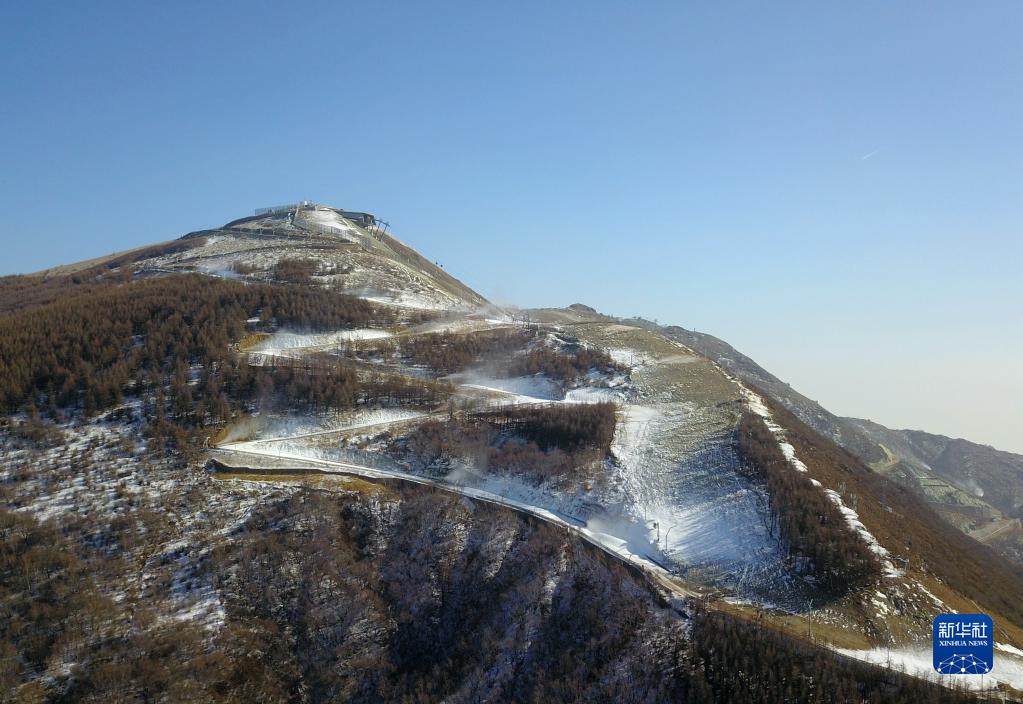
[655,323,1023,567]
[2,202,1021,702]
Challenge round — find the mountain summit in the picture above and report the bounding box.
[188,201,485,311]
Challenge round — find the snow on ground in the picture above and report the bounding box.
[410,316,510,335]
[837,645,1023,692]
[143,224,483,313]
[295,207,362,242]
[359,289,475,312]
[823,487,902,577]
[998,643,1023,658]
[196,263,244,280]
[225,442,334,466]
[252,328,392,356]
[219,361,705,587]
[730,376,902,579]
[607,399,790,593]
[564,386,626,404]
[245,330,797,600]
[450,373,563,405]
[227,327,793,602]
[214,445,700,603]
[871,592,891,615]
[608,347,647,368]
[231,408,428,446]
[156,539,228,632]
[915,582,947,609]
[0,415,282,633]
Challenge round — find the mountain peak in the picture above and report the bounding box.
[160,203,487,311]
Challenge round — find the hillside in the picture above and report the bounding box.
[2,203,1021,701]
[656,322,1023,568]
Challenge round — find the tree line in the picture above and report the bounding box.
[0,237,202,315]
[272,257,320,284]
[396,328,536,374]
[507,345,625,382]
[0,273,394,417]
[737,412,880,596]
[395,402,615,482]
[226,359,454,414]
[470,402,616,453]
[689,605,978,704]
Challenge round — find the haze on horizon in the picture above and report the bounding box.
[1,2,1020,453]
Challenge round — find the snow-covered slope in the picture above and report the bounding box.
[650,321,1023,570]
[144,204,486,312]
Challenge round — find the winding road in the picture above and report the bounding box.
[211,443,702,604]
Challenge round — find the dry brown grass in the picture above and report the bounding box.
[213,471,399,499]
[238,332,270,351]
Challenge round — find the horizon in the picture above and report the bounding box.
[1,2,1020,454]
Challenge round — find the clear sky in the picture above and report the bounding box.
[1,2,1021,452]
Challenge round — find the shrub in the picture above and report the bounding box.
[397,402,615,481]
[471,402,617,453]
[273,257,319,284]
[508,345,623,382]
[399,328,535,374]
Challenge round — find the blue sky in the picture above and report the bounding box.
[1,2,1021,452]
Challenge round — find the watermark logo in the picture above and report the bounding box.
[933,614,993,674]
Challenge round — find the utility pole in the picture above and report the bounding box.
[663,524,675,552]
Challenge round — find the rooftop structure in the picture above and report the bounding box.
[251,202,378,229]
[254,201,312,217]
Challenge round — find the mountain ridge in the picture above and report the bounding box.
[3,204,1022,699]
